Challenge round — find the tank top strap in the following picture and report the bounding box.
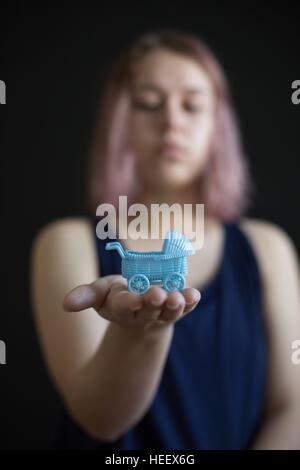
[223,220,263,299]
[92,221,121,277]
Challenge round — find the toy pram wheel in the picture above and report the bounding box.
[163,272,185,292]
[128,274,150,295]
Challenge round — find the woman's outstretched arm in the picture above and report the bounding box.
[30,217,200,442]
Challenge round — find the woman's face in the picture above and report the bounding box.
[128,48,216,193]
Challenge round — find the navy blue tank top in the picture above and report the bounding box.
[56,219,268,450]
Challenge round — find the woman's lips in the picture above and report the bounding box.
[158,143,185,160]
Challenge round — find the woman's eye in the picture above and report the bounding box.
[184,103,203,113]
[132,100,161,111]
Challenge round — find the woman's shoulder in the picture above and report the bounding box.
[238,216,297,254]
[237,216,299,286]
[33,216,93,244]
[31,216,98,276]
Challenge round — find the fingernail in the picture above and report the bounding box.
[186,298,198,305]
[186,299,200,307]
[67,292,84,308]
[166,303,179,310]
[131,304,143,312]
[150,299,163,307]
[188,293,201,305]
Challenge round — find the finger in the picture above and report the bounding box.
[181,288,201,315]
[105,288,143,321]
[137,286,168,321]
[63,275,122,312]
[181,288,201,305]
[159,291,186,323]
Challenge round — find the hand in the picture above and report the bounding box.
[63,275,201,331]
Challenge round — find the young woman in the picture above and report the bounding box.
[30,30,300,450]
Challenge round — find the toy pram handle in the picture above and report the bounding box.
[105,241,126,258]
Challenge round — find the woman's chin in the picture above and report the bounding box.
[150,175,192,193]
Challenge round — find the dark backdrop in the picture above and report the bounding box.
[0,3,299,449]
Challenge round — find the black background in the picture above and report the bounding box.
[0,3,299,449]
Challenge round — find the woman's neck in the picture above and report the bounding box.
[134,185,198,207]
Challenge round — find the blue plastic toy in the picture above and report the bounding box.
[105,230,195,295]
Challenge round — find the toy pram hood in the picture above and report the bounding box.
[162,230,196,256]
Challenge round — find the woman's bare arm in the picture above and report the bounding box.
[30,218,200,441]
[62,314,174,441]
[240,218,300,449]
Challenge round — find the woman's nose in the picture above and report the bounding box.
[160,100,185,131]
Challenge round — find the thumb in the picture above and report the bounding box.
[63,277,113,312]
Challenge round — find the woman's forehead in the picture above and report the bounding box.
[131,49,213,94]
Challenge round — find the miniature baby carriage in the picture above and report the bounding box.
[105,230,195,295]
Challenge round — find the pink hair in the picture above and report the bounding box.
[85,29,253,222]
